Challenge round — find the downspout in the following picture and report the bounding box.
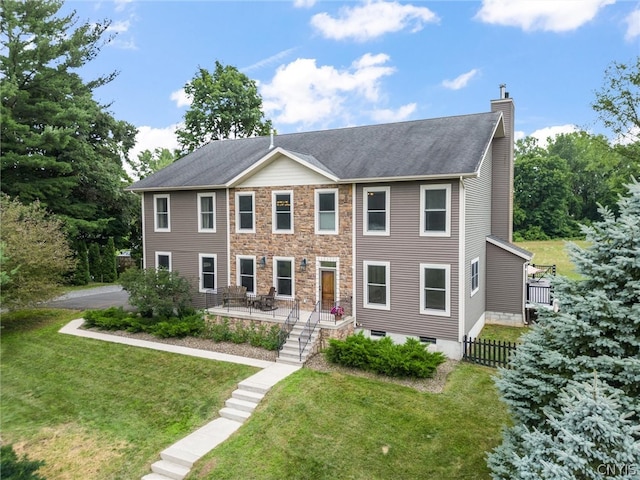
[226,188,231,287]
[352,182,357,328]
[141,193,147,269]
[458,176,466,346]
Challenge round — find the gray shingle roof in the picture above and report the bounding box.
[127,111,502,191]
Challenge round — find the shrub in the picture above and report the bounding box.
[325,332,446,378]
[0,444,45,480]
[146,313,204,338]
[119,267,192,318]
[84,307,135,330]
[200,318,281,351]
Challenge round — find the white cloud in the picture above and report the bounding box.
[114,0,133,13]
[170,89,192,108]
[370,103,417,123]
[624,9,640,41]
[442,69,479,90]
[311,1,439,41]
[529,124,579,148]
[293,0,316,8]
[130,124,182,162]
[106,19,131,33]
[260,53,396,127]
[475,0,614,32]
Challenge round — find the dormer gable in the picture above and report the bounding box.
[228,147,338,188]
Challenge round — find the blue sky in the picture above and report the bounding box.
[62,0,639,159]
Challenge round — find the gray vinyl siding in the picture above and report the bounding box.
[490,100,514,241]
[464,148,493,333]
[143,190,228,308]
[486,242,525,314]
[355,181,460,342]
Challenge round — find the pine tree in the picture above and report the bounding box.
[489,180,640,479]
[495,180,640,426]
[488,378,640,479]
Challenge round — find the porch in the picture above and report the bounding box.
[525,264,557,323]
[204,288,354,365]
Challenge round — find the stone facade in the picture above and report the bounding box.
[229,184,353,306]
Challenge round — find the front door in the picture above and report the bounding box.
[321,270,335,310]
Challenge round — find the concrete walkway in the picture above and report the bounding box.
[59,319,301,480]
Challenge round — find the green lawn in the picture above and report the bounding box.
[2,309,511,479]
[188,364,508,480]
[0,309,258,479]
[516,239,589,280]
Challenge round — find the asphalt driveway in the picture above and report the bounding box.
[46,285,134,311]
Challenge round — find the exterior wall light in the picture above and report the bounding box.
[260,256,267,268]
[300,258,307,272]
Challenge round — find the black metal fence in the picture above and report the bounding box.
[462,335,518,369]
[277,301,300,350]
[315,296,353,324]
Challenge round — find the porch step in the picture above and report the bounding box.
[225,397,257,413]
[150,460,190,480]
[231,388,264,403]
[219,406,252,423]
[142,474,174,480]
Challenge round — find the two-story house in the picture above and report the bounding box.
[127,91,531,358]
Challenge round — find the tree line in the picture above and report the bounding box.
[1,0,270,307]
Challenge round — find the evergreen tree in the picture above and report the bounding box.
[489,181,640,478]
[72,241,90,285]
[88,242,101,280]
[101,237,117,283]
[1,0,137,244]
[488,379,640,479]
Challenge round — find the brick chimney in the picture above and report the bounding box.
[490,85,515,242]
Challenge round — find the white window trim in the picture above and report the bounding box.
[197,192,216,233]
[272,190,294,234]
[363,260,390,310]
[236,255,256,295]
[235,191,255,233]
[420,184,451,237]
[153,194,171,232]
[315,188,339,235]
[363,186,390,236]
[470,257,480,297]
[273,256,295,298]
[155,251,172,271]
[198,253,217,293]
[420,263,451,317]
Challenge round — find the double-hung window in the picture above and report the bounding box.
[470,257,479,296]
[199,254,217,292]
[273,191,293,233]
[198,193,216,232]
[273,257,294,297]
[420,184,451,236]
[156,252,171,271]
[363,187,390,235]
[363,261,390,310]
[315,189,338,234]
[154,194,170,232]
[237,256,256,294]
[420,264,450,316]
[236,192,255,233]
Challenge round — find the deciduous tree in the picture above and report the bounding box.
[0,194,74,307]
[176,61,272,153]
